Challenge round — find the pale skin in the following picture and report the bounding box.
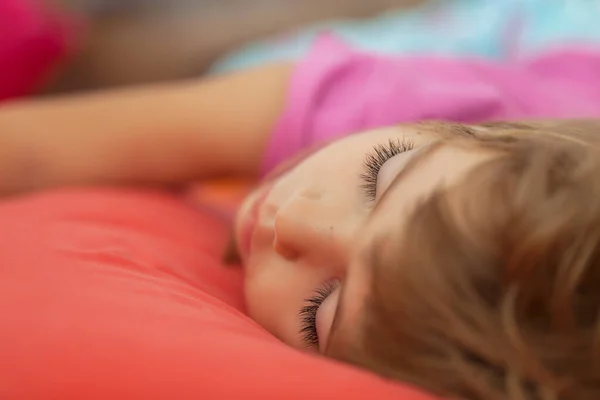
[236,128,496,351]
[0,63,293,194]
[0,62,500,353]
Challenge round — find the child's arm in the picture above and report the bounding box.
[0,63,292,194]
[4,35,600,197]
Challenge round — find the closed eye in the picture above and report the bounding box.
[298,280,340,348]
[361,139,414,202]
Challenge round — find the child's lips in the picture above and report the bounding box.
[238,182,274,261]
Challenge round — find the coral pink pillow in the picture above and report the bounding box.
[0,185,435,399]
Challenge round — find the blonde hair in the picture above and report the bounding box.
[339,120,600,399]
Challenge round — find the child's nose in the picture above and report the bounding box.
[272,188,353,265]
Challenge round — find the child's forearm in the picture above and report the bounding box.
[0,63,292,195]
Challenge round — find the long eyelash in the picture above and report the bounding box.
[298,280,340,348]
[360,138,415,200]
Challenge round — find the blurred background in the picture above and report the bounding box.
[3,0,600,98]
[47,0,427,91]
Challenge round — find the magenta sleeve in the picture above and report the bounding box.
[261,35,600,174]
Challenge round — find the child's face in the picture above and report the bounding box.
[234,123,495,352]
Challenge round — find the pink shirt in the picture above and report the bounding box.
[262,35,600,174]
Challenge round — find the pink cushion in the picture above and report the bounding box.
[0,0,75,100]
[0,187,435,399]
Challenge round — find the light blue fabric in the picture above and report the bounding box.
[211,0,600,73]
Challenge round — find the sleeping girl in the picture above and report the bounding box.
[1,37,600,399]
